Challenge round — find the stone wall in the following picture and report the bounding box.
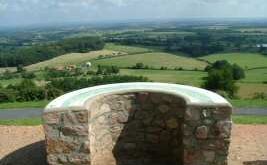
[43,92,232,165]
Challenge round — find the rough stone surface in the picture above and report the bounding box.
[43,92,232,165]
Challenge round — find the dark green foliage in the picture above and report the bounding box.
[205,60,245,80]
[7,79,45,101]
[51,75,149,92]
[202,60,245,97]
[16,64,25,73]
[44,84,64,100]
[21,72,36,79]
[253,92,267,99]
[96,65,120,75]
[133,63,145,69]
[232,64,246,80]
[0,89,17,103]
[0,70,19,80]
[0,36,105,67]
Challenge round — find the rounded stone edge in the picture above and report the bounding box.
[44,83,232,114]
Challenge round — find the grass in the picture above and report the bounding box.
[0,116,266,126]
[121,69,206,86]
[0,78,22,87]
[237,83,267,99]
[230,99,267,108]
[0,117,42,126]
[93,52,207,70]
[241,68,267,84]
[200,53,267,69]
[233,115,267,124]
[26,50,121,71]
[0,67,16,73]
[104,43,153,54]
[0,100,49,110]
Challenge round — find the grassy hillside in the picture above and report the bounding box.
[26,50,122,71]
[93,52,207,70]
[0,67,16,73]
[237,83,267,99]
[121,69,206,86]
[241,68,267,83]
[200,53,267,69]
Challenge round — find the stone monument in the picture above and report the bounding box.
[43,82,232,165]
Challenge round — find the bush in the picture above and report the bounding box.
[253,92,267,99]
[6,79,46,102]
[51,75,150,92]
[232,64,245,80]
[96,65,120,75]
[21,72,36,79]
[202,64,238,98]
[0,89,17,103]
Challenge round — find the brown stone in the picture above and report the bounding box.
[166,118,179,129]
[62,125,88,136]
[216,120,232,138]
[158,104,170,113]
[185,107,200,121]
[43,112,60,124]
[196,125,209,139]
[203,150,215,162]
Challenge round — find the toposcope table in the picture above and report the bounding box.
[43,82,232,165]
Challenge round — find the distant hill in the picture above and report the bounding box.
[200,53,267,69]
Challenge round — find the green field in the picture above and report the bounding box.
[233,116,267,124]
[0,100,49,110]
[0,67,16,73]
[0,117,42,126]
[230,99,267,108]
[93,52,207,70]
[26,50,122,71]
[0,78,22,87]
[121,69,206,86]
[241,68,267,83]
[200,53,267,69]
[1,115,267,126]
[237,83,267,98]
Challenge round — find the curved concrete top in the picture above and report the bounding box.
[45,83,231,113]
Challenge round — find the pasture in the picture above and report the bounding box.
[26,50,123,71]
[200,53,267,69]
[93,52,207,70]
[121,69,206,86]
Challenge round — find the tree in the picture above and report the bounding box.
[134,63,145,69]
[202,61,241,98]
[232,64,245,80]
[96,65,104,75]
[203,68,238,97]
[16,64,25,73]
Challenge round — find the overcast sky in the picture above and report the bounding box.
[0,0,267,27]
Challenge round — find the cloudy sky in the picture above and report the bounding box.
[0,0,267,27]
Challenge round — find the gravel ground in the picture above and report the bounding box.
[0,125,267,165]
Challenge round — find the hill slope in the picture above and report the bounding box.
[200,53,267,69]
[26,50,122,71]
[93,52,207,70]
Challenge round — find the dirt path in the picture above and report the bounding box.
[0,125,267,165]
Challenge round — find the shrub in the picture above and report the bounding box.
[202,65,238,98]
[21,72,36,79]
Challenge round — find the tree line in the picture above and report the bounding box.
[0,75,149,103]
[0,36,105,67]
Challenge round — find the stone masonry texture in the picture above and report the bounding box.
[43,92,232,165]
